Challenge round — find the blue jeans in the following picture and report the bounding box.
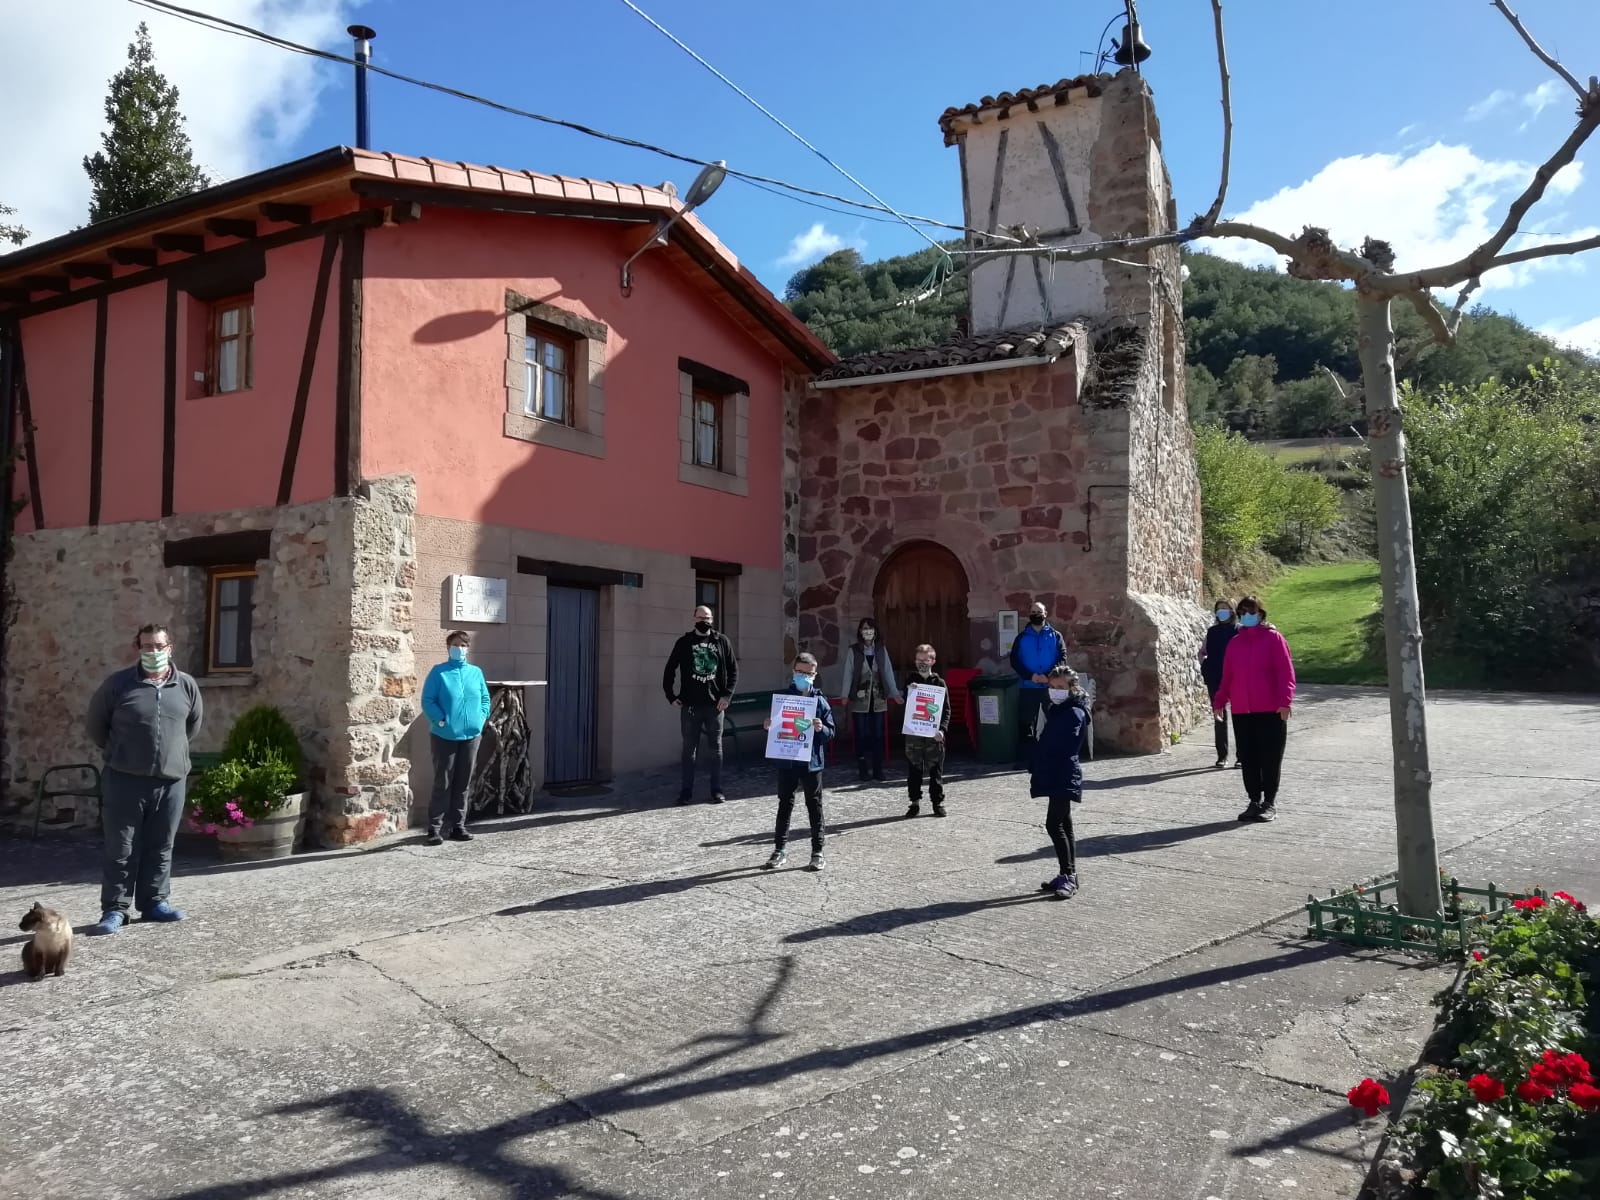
[852,712,885,767]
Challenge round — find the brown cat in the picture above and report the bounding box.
[19,903,72,980]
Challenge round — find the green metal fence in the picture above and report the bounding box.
[1305,872,1548,958]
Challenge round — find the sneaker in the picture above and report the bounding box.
[1233,761,1243,769]
[447,828,475,842]
[807,852,826,872]
[424,831,444,846]
[708,792,726,805]
[762,850,787,870]
[1237,802,1261,823]
[904,803,921,818]
[1040,874,1067,893]
[89,910,127,936]
[675,791,692,806]
[1250,802,1277,823]
[1050,874,1080,900]
[1215,758,1227,769]
[141,900,185,922]
[932,805,947,818]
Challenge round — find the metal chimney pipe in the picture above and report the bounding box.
[347,25,376,149]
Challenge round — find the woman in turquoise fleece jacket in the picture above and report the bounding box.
[421,631,492,844]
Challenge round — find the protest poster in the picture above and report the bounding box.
[765,693,818,762]
[902,683,947,739]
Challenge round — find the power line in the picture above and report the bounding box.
[613,0,951,261]
[124,0,1009,243]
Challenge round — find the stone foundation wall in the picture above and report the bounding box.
[3,475,419,846]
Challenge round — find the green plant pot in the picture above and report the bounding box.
[215,792,307,862]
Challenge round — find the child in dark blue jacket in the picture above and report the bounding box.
[1029,664,1091,899]
[761,652,837,872]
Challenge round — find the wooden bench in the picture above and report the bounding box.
[720,691,777,760]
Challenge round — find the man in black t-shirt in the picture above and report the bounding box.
[663,604,739,805]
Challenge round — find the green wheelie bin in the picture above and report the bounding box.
[969,674,1020,764]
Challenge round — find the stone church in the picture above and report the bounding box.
[788,69,1207,752]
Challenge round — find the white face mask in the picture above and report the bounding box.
[1048,688,1071,703]
[915,661,934,675]
[860,630,875,643]
[140,649,170,673]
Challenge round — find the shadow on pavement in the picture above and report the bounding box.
[498,866,763,914]
[997,819,1243,863]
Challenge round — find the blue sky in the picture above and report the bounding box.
[6,0,1598,349]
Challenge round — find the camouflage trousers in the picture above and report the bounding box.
[904,736,945,807]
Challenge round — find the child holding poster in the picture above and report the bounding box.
[761,653,836,871]
[902,644,950,818]
[1029,664,1091,900]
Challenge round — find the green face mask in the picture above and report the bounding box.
[140,649,170,673]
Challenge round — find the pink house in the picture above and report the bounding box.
[0,147,832,844]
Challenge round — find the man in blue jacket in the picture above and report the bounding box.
[421,630,492,845]
[1008,599,1069,761]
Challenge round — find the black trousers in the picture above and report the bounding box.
[1231,712,1287,803]
[429,735,480,833]
[1206,683,1229,759]
[907,761,944,806]
[1045,792,1080,876]
[775,767,826,852]
[680,705,725,795]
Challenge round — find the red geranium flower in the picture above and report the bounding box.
[1570,1082,1600,1111]
[1552,890,1588,913]
[1517,1079,1556,1103]
[1513,896,1547,911]
[1530,1050,1593,1088]
[1471,951,1485,962]
[1467,1074,1505,1103]
[1347,1078,1390,1118]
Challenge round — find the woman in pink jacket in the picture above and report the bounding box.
[1211,595,1296,823]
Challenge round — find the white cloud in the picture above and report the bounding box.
[1466,89,1514,121]
[1,1,356,246]
[1209,143,1591,293]
[1540,315,1600,355]
[777,223,863,268]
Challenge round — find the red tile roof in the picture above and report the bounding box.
[938,74,1109,145]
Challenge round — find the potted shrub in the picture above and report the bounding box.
[186,705,308,861]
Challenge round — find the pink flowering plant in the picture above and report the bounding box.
[186,747,297,834]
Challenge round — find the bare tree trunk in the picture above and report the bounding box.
[1357,295,1442,918]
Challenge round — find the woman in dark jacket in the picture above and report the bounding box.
[1028,665,1091,900]
[1198,598,1239,769]
[838,617,901,781]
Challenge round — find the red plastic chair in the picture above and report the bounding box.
[943,668,980,751]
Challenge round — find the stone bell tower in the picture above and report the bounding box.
[939,70,1182,334]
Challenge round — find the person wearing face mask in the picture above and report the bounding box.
[761,653,836,871]
[421,630,492,845]
[663,605,739,805]
[85,623,205,935]
[1008,600,1070,761]
[1211,596,1296,823]
[902,644,951,818]
[1028,664,1090,900]
[838,617,901,782]
[1198,599,1240,769]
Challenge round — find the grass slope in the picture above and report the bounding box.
[1263,561,1385,685]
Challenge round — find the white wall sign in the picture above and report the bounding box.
[996,610,1020,655]
[447,574,508,624]
[978,695,1002,726]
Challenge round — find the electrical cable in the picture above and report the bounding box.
[612,0,952,260]
[124,0,1014,243]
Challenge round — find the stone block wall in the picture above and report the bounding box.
[2,474,420,846]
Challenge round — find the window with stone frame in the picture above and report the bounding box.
[504,291,607,457]
[678,359,749,497]
[207,566,257,673]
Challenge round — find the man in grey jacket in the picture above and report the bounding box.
[86,623,204,935]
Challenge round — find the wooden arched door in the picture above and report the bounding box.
[872,542,970,672]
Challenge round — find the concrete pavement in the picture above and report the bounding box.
[2,685,1597,1199]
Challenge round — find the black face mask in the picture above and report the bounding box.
[694,622,712,634]
[1029,615,1045,627]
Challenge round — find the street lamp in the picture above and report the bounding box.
[620,159,728,295]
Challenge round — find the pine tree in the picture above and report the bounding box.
[0,203,26,247]
[82,23,209,224]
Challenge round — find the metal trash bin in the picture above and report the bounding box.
[969,674,1020,764]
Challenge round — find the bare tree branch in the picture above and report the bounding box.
[1199,0,1233,229]
[1321,365,1359,403]
[1446,275,1482,335]
[1483,231,1600,270]
[1492,0,1589,100]
[1404,290,1451,345]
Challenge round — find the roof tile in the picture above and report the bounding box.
[938,74,1109,143]
[816,323,1079,382]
